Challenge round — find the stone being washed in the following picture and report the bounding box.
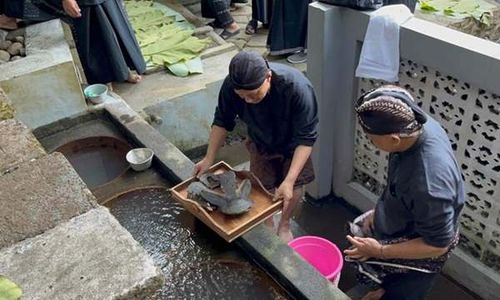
[187,171,253,215]
[198,173,221,189]
[186,182,216,212]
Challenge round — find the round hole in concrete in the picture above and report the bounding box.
[55,136,132,189]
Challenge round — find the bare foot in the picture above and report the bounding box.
[0,15,17,30]
[278,228,293,243]
[362,288,385,300]
[127,71,142,84]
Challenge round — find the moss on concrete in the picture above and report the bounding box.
[0,101,15,120]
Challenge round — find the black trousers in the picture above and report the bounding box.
[381,271,438,300]
[201,0,234,28]
[0,0,23,17]
[1,0,54,20]
[251,0,272,25]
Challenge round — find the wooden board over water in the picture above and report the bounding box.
[170,161,282,242]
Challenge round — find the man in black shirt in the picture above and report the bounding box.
[193,51,319,242]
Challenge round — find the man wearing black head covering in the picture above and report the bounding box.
[344,85,464,300]
[193,51,318,242]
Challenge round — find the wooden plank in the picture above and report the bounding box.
[170,161,282,242]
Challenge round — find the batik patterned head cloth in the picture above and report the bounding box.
[355,86,427,135]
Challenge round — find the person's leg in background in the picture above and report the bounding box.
[0,0,19,30]
[286,0,311,64]
[245,0,272,35]
[202,0,240,39]
[267,0,310,63]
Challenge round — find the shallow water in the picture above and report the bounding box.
[106,188,288,299]
[55,137,131,189]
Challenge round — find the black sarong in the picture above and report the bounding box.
[266,0,310,56]
[35,0,146,84]
[1,0,53,20]
[251,0,272,25]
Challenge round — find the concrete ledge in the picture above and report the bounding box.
[32,110,106,142]
[443,248,500,300]
[33,110,125,153]
[0,19,87,129]
[237,225,350,300]
[0,152,98,249]
[0,207,163,300]
[0,20,73,81]
[0,119,46,174]
[104,97,194,182]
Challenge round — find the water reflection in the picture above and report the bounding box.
[106,188,288,299]
[55,137,131,188]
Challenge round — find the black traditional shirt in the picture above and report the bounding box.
[213,63,318,156]
[374,117,465,248]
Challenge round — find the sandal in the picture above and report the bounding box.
[220,28,240,40]
[245,19,258,35]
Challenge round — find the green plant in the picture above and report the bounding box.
[0,276,22,300]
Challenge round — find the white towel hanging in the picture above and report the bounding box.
[355,5,413,82]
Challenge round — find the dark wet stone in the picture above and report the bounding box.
[187,181,216,211]
[198,172,221,189]
[188,171,253,215]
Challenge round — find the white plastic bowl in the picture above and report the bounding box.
[126,148,154,171]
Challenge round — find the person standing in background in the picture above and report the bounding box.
[245,0,272,35]
[266,0,311,64]
[35,0,146,84]
[201,0,240,40]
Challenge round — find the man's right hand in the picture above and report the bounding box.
[193,157,213,177]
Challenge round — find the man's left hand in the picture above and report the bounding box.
[344,235,383,261]
[274,180,294,211]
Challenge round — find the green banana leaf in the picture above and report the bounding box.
[124,0,209,76]
[167,57,204,77]
[0,276,22,300]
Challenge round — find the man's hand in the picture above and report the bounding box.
[344,235,383,261]
[193,157,213,177]
[273,180,294,210]
[63,0,82,18]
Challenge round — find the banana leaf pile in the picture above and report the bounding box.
[125,0,211,76]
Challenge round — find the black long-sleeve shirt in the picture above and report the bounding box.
[374,117,465,248]
[213,63,318,156]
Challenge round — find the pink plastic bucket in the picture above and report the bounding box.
[288,236,343,286]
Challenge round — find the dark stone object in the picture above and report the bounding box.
[187,171,253,215]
